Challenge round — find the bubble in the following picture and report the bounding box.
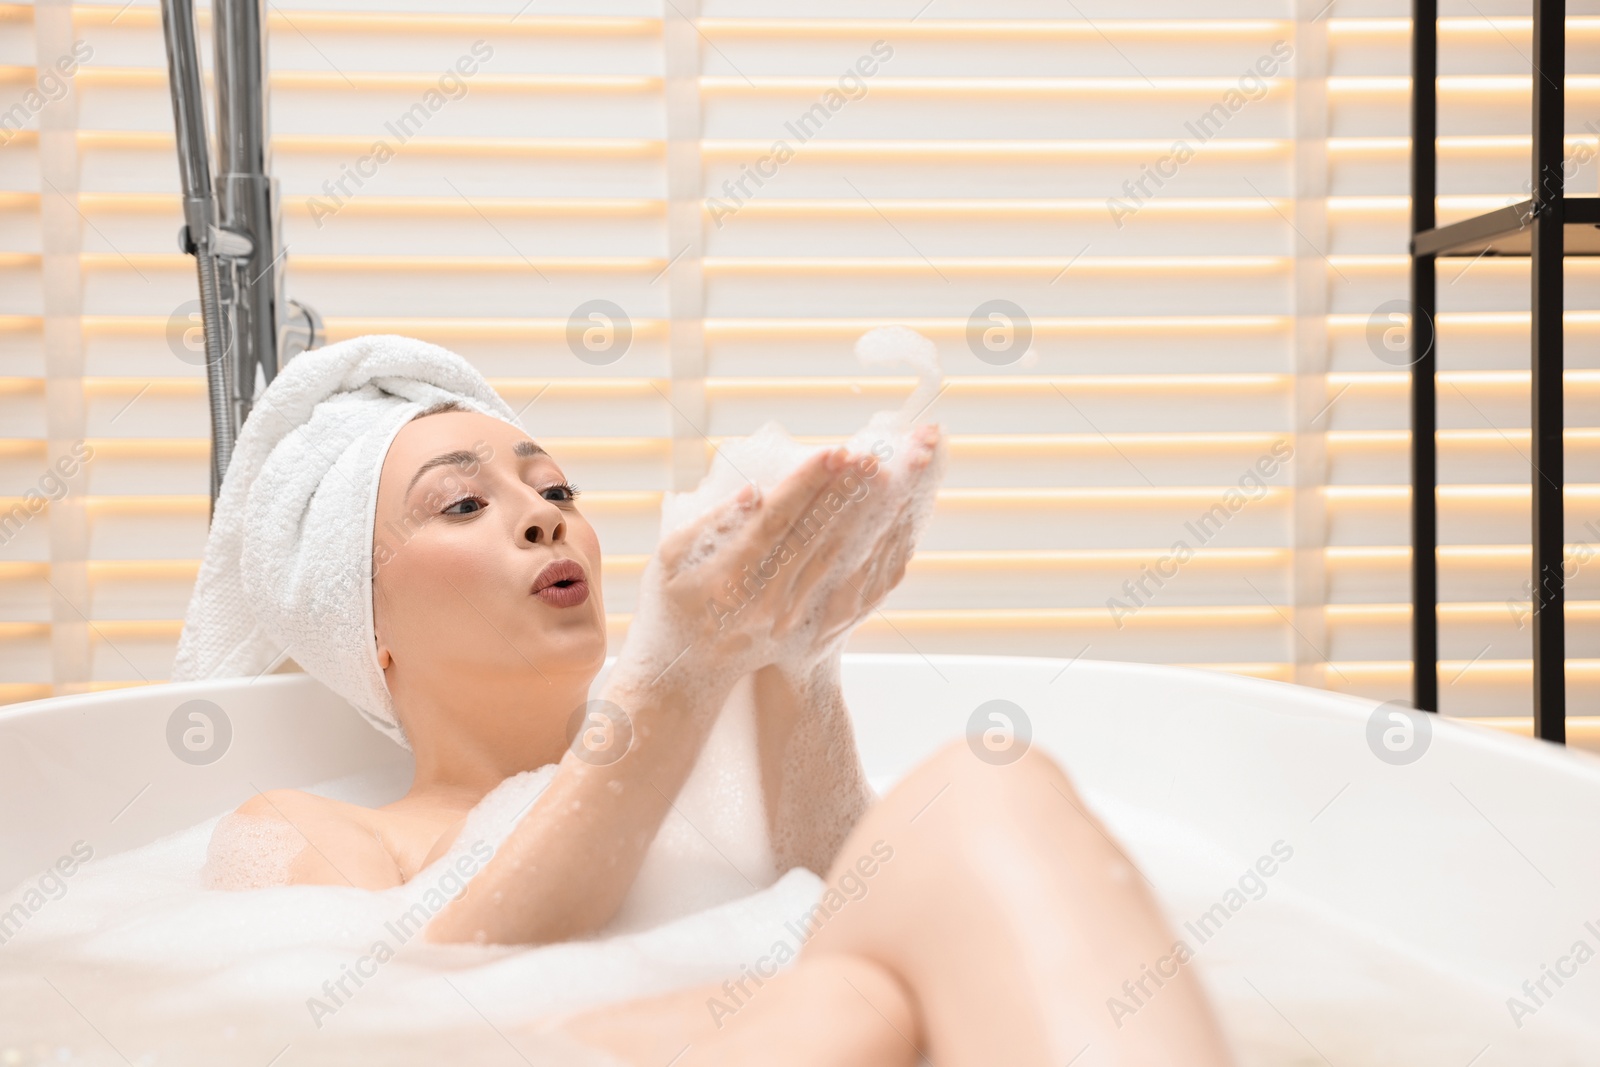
[854,324,942,425]
[855,324,936,370]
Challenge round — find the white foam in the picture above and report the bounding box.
[0,764,825,1064]
[606,673,780,933]
[853,324,940,426]
[202,811,305,890]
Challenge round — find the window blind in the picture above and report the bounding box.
[3,0,1598,735]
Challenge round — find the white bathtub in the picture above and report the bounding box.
[4,654,1600,1062]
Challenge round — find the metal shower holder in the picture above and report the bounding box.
[157,0,322,512]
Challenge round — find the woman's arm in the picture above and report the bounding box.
[751,659,875,876]
[750,423,941,877]
[423,662,739,944]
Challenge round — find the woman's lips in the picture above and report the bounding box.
[534,578,588,608]
[531,559,589,608]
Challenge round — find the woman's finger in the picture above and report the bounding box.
[655,483,759,573]
[784,461,899,609]
[781,455,890,597]
[866,496,918,601]
[745,446,850,554]
[780,477,914,643]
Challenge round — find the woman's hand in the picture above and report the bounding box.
[616,444,882,695]
[767,423,943,673]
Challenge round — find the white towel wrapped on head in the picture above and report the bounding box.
[171,333,523,750]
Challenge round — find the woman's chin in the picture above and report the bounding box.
[526,612,609,665]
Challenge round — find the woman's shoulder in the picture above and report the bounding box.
[207,788,404,890]
[233,786,368,829]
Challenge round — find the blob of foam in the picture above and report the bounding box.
[0,764,827,1062]
[660,324,945,542]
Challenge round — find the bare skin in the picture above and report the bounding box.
[218,406,1235,1065]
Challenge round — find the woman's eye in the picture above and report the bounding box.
[542,481,582,504]
[442,496,485,516]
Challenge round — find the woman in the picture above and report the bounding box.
[197,341,1234,1066]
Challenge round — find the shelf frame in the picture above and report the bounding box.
[1408,0,1568,743]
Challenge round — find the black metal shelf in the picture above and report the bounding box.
[1410,0,1567,744]
[1413,197,1600,257]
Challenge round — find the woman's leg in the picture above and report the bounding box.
[547,739,1233,1066]
[796,737,1233,1065]
[544,952,919,1066]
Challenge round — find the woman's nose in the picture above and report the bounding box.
[524,514,566,545]
[521,490,567,545]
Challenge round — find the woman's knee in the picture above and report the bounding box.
[893,738,1098,849]
[789,952,921,1060]
[920,734,1076,795]
[836,734,1087,881]
[691,952,921,1067]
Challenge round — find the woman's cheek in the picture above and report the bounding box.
[422,539,492,593]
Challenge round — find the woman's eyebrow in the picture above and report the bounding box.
[406,450,481,497]
[406,441,549,498]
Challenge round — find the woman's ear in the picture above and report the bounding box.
[373,573,392,669]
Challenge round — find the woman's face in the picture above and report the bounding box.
[371,409,607,726]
